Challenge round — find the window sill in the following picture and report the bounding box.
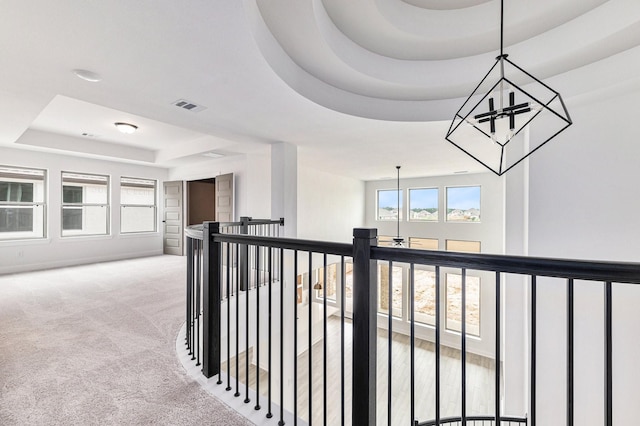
[445,220,482,224]
[59,234,114,242]
[118,232,161,239]
[0,237,51,246]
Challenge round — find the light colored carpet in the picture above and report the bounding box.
[0,255,252,426]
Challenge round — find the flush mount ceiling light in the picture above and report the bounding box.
[445,0,572,176]
[73,69,102,82]
[114,122,138,134]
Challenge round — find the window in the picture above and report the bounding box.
[378,263,403,317]
[446,186,481,222]
[63,185,83,203]
[409,188,438,222]
[409,237,438,250]
[446,239,481,253]
[377,189,402,221]
[445,273,480,337]
[120,177,157,233]
[62,186,83,230]
[1,183,34,232]
[377,235,396,247]
[0,166,46,240]
[315,263,338,301]
[414,268,436,326]
[61,172,109,236]
[344,261,354,313]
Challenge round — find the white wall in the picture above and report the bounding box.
[0,146,168,274]
[272,143,298,237]
[246,146,271,219]
[502,150,529,416]
[512,88,640,424]
[297,167,365,243]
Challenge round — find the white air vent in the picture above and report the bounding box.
[172,99,207,113]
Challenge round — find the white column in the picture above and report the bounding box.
[271,142,297,237]
[502,128,529,416]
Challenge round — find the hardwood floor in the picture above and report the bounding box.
[221,315,496,426]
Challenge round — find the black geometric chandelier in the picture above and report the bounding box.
[445,0,572,176]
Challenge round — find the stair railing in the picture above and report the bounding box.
[192,225,640,426]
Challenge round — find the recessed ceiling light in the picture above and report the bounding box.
[73,69,102,82]
[114,122,138,134]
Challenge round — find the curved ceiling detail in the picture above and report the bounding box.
[370,0,606,59]
[245,0,640,122]
[401,0,492,11]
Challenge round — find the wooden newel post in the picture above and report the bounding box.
[352,228,378,426]
[202,221,221,378]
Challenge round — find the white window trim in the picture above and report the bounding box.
[407,186,439,223]
[61,171,110,237]
[376,188,403,222]
[445,184,482,223]
[119,176,158,234]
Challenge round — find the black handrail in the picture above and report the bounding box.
[373,246,640,284]
[208,233,640,285]
[185,217,285,240]
[419,415,527,425]
[188,224,640,426]
[212,233,352,257]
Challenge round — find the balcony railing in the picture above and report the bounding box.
[185,221,640,426]
[184,217,283,369]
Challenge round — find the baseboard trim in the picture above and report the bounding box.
[0,250,164,275]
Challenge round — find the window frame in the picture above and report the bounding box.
[408,237,439,250]
[377,261,404,318]
[62,185,83,231]
[445,239,481,253]
[61,171,110,237]
[0,165,47,240]
[119,176,158,234]
[408,187,439,222]
[377,235,396,247]
[376,189,403,221]
[445,185,481,223]
[444,272,481,337]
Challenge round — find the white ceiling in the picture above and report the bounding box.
[1,0,639,180]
